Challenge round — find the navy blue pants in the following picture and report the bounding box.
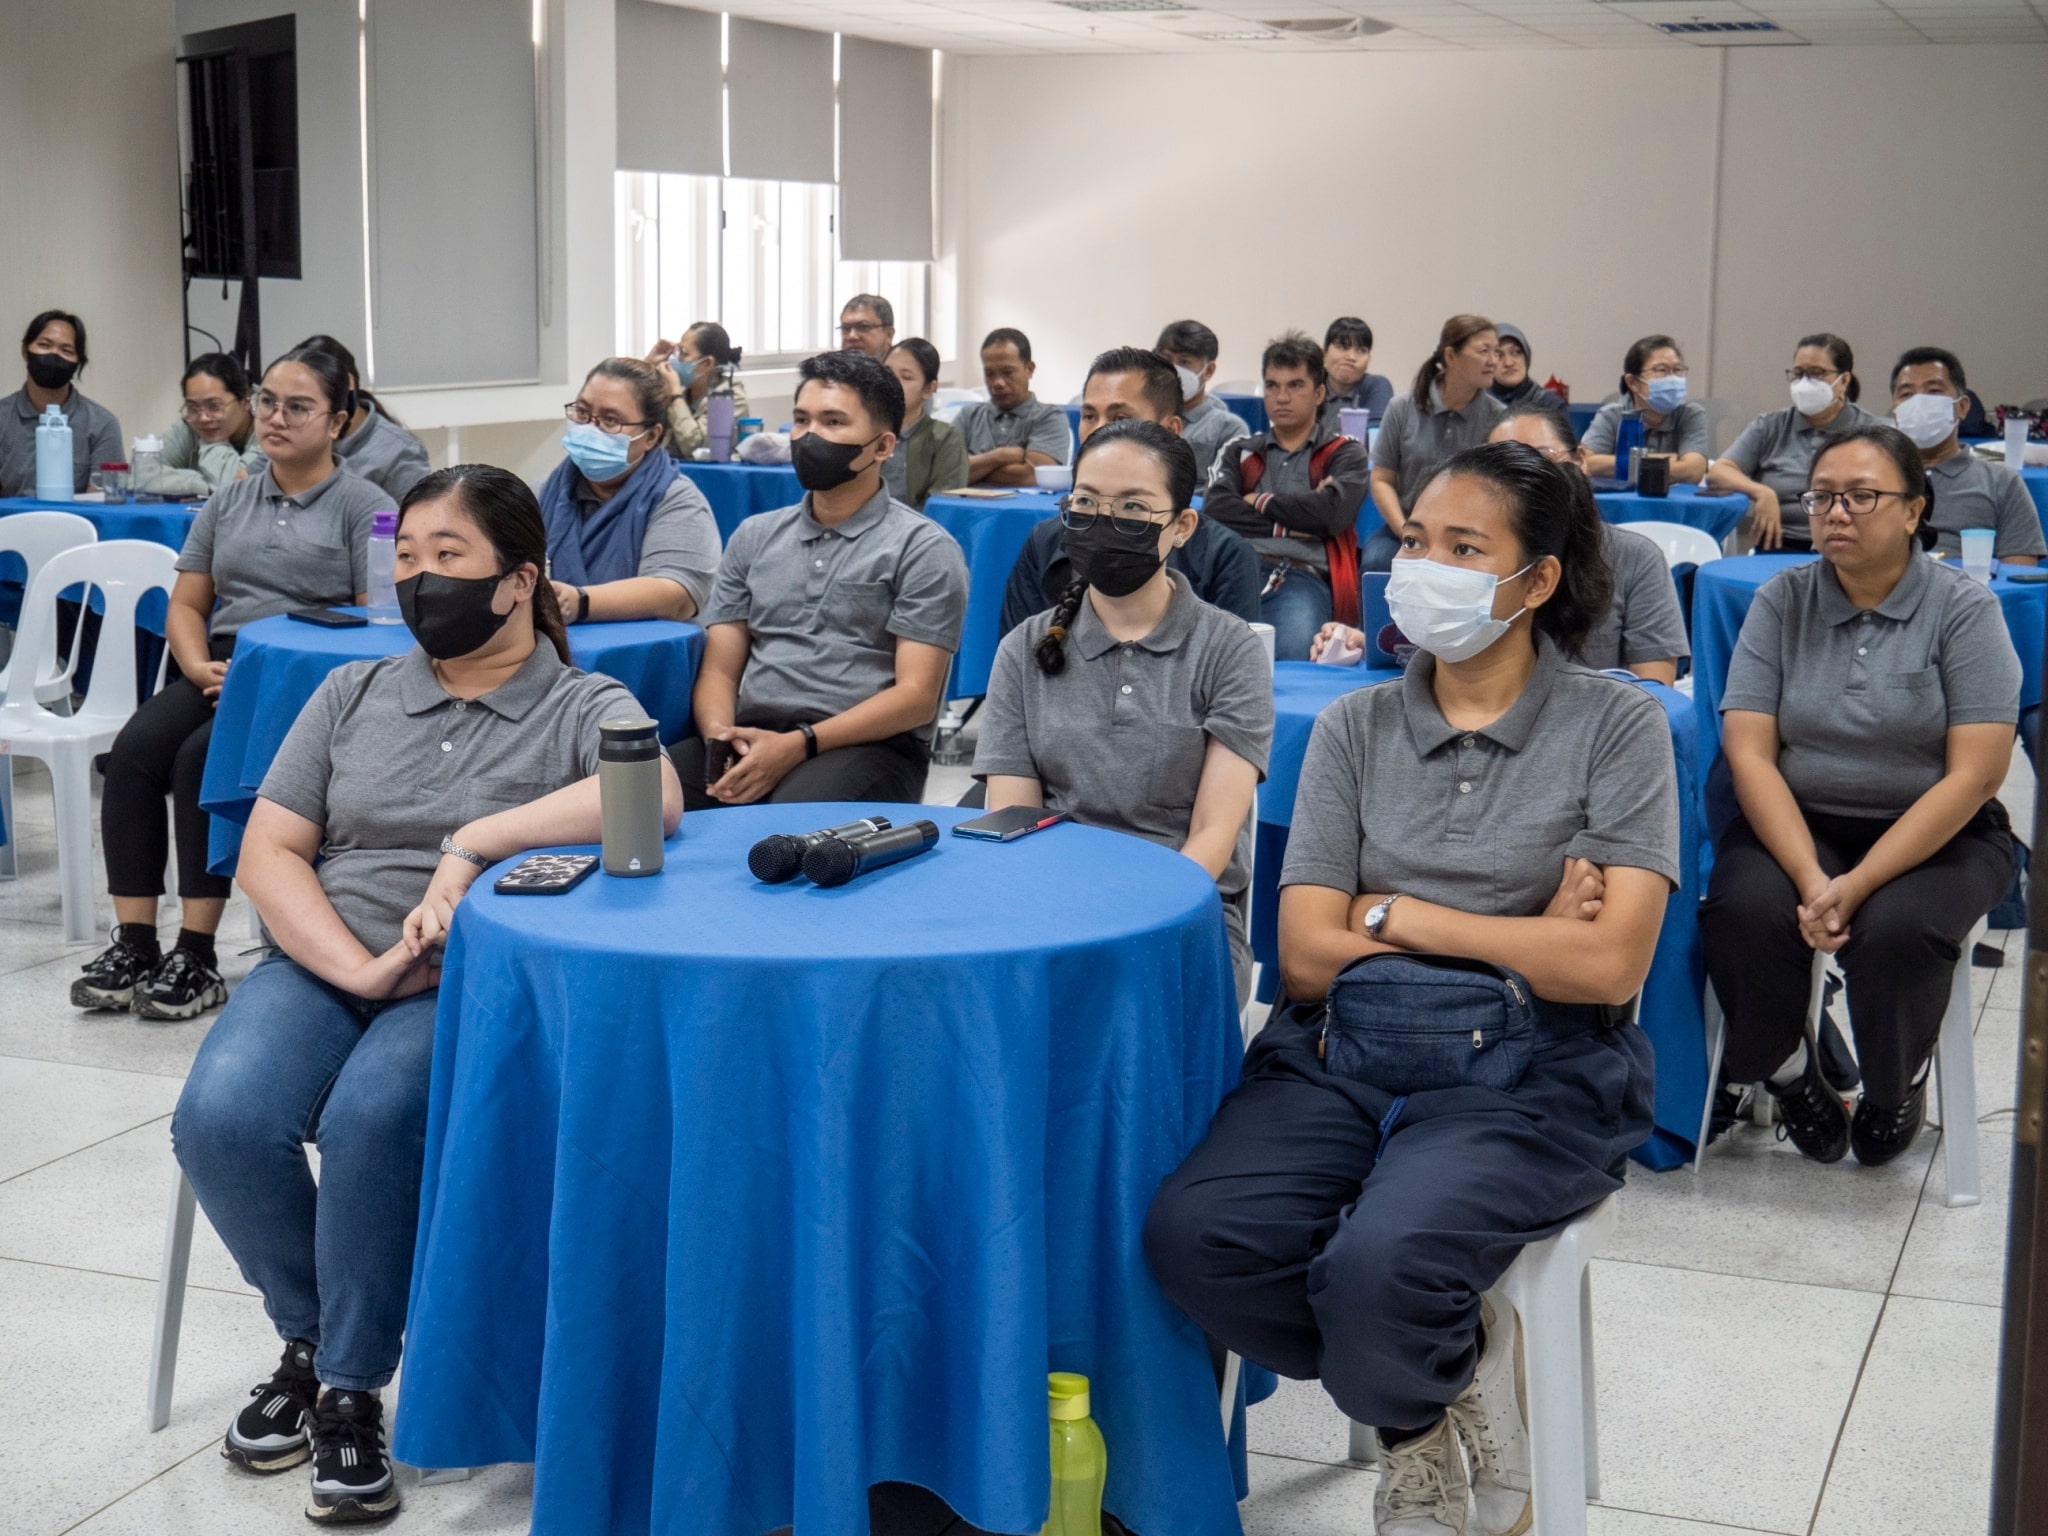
[1144,1004,1652,1432]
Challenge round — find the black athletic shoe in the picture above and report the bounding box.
[132,947,228,1021]
[1768,1053,1852,1164]
[1851,1079,1929,1167]
[69,935,161,1011]
[222,1338,319,1473]
[1815,1003,1862,1094]
[307,1390,400,1524]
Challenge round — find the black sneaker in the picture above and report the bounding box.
[1767,1051,1852,1163]
[223,1338,318,1473]
[132,947,228,1021]
[70,935,160,1011]
[307,1389,400,1524]
[1851,1079,1928,1167]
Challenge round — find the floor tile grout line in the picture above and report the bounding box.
[1803,1291,1891,1536]
[0,1111,173,1187]
[0,1251,258,1300]
[1594,1247,1914,1298]
[0,1047,194,1083]
[52,1431,225,1536]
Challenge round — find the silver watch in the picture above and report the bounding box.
[1363,892,1403,940]
[440,835,490,870]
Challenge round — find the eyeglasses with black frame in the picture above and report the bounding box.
[1786,366,1841,383]
[1800,488,1913,519]
[251,391,335,427]
[564,401,655,436]
[1059,493,1175,536]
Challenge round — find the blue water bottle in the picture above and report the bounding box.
[1612,412,1646,488]
[35,404,73,501]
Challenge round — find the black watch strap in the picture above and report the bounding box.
[574,587,591,623]
[800,723,819,759]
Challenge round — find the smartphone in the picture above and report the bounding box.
[289,607,368,629]
[2004,568,2048,583]
[952,806,1069,843]
[704,737,737,783]
[493,853,599,895]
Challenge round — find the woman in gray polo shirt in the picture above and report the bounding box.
[73,345,393,1025]
[973,419,1272,1004]
[1581,334,1711,485]
[1709,332,1879,551]
[1367,313,1507,571]
[1702,425,2019,1169]
[0,308,122,496]
[170,465,679,1523]
[1148,441,1678,1536]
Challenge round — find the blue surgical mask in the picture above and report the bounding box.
[1645,376,1687,413]
[563,420,633,482]
[673,353,704,391]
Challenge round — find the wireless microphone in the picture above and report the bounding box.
[801,820,940,888]
[747,817,895,883]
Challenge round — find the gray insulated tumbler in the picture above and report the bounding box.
[599,715,664,876]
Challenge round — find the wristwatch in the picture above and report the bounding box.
[440,835,490,870]
[800,722,819,760]
[1363,892,1404,941]
[573,587,591,623]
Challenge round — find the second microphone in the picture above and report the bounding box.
[802,820,941,888]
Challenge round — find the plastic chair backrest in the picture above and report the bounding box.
[5,540,178,720]
[1620,519,1721,572]
[0,512,98,688]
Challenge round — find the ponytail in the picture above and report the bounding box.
[1412,313,1495,409]
[1035,578,1089,677]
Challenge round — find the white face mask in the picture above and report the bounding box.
[1175,363,1203,403]
[1789,376,1836,416]
[1386,557,1533,664]
[1893,391,1961,450]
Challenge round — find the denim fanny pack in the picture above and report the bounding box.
[1317,953,1537,1095]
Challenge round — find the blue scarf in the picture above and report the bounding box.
[537,447,679,587]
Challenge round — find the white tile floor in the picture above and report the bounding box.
[0,744,2027,1536]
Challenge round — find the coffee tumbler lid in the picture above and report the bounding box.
[599,714,659,745]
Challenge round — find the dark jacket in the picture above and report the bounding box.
[1490,376,1565,414]
[1201,422,1372,545]
[999,513,1262,637]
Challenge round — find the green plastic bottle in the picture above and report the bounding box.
[1042,1372,1107,1536]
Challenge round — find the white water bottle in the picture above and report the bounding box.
[35,405,72,501]
[2006,414,2031,473]
[366,510,400,623]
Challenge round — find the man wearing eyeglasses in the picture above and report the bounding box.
[838,294,896,361]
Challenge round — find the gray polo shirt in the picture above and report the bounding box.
[569,473,724,612]
[1372,384,1508,512]
[1283,639,1680,914]
[1924,446,2046,560]
[176,463,393,637]
[1183,396,1252,479]
[701,484,969,729]
[1721,551,2020,819]
[260,641,636,960]
[149,417,264,499]
[0,387,123,497]
[1582,400,1711,462]
[955,395,1073,466]
[1580,525,1691,671]
[1720,401,1881,546]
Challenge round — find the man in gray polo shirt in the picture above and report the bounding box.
[956,327,1072,487]
[1157,318,1251,477]
[679,348,968,809]
[1890,346,2044,564]
[1,308,123,496]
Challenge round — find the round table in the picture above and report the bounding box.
[1595,483,1749,542]
[199,613,703,874]
[1251,660,1710,1171]
[392,801,1243,1536]
[922,490,1062,698]
[675,460,803,543]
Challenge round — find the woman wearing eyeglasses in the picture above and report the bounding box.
[974,418,1272,1004]
[1702,425,2019,1168]
[1709,333,1880,551]
[537,357,722,625]
[72,345,394,1023]
[1582,335,1711,485]
[150,353,262,497]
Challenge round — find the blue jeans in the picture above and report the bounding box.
[1258,564,1333,662]
[171,953,438,1389]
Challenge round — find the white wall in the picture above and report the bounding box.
[951,43,2048,430]
[0,0,185,446]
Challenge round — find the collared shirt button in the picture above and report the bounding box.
[814,558,823,568]
[1463,735,1476,748]
[440,741,452,752]
[1458,781,1472,793]
[1857,647,1867,656]
[1120,684,1133,695]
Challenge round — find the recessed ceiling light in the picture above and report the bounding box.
[1186,29,1282,40]
[1267,16,1394,38]
[1049,0,1194,11]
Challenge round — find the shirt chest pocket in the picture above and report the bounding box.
[1882,665,1949,738]
[276,519,356,599]
[460,774,567,827]
[818,577,894,636]
[1493,811,1587,915]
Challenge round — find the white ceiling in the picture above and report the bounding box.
[686,0,2048,54]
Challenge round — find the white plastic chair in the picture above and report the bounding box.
[0,512,98,879]
[1619,519,1721,572]
[1697,917,1984,1206]
[0,540,177,942]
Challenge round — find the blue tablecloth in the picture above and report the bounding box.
[393,801,1242,1536]
[1596,484,1748,543]
[1250,661,1708,1169]
[1214,392,1268,436]
[675,460,803,544]
[198,614,702,875]
[923,490,1061,699]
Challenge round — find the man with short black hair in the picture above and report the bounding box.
[956,327,1072,487]
[1000,345,1261,633]
[678,348,968,808]
[1156,318,1249,477]
[1203,332,1372,661]
[1890,346,2043,565]
[1319,316,1394,432]
[838,294,896,361]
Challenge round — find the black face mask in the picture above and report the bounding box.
[791,430,882,493]
[396,571,513,660]
[26,353,77,390]
[1066,517,1168,598]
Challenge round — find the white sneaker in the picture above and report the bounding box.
[1373,1415,1471,1536]
[1449,1296,1532,1536]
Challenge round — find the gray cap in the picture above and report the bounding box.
[1495,323,1531,359]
